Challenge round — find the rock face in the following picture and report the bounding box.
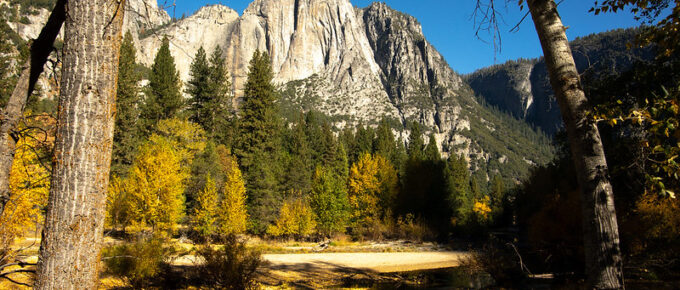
[225,0,400,123]
[362,2,468,138]
[135,1,475,138]
[136,5,240,82]
[466,28,655,135]
[123,0,171,41]
[5,5,52,40]
[4,0,556,180]
[466,60,535,119]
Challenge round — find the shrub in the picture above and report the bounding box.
[195,235,262,289]
[393,213,435,242]
[472,238,526,287]
[102,234,179,288]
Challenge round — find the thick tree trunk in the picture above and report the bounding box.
[34,0,125,289]
[0,0,65,218]
[527,0,624,288]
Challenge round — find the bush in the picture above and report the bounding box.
[195,235,262,289]
[352,217,389,241]
[472,238,526,287]
[102,234,179,288]
[393,213,435,242]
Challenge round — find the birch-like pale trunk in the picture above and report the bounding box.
[0,0,65,218]
[34,0,125,288]
[527,0,624,288]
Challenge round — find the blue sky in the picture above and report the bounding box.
[158,0,642,74]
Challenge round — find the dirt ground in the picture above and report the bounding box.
[256,251,471,288]
[6,236,471,289]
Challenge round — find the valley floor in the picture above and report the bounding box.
[4,235,470,289]
[256,251,470,288]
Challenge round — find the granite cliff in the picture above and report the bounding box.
[2,0,555,181]
[466,28,655,135]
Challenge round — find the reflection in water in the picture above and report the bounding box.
[340,267,495,289]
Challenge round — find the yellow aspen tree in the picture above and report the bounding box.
[126,136,187,234]
[218,158,248,236]
[472,196,492,221]
[268,192,316,238]
[0,135,49,249]
[106,175,128,231]
[192,176,218,240]
[348,153,398,228]
[154,118,206,164]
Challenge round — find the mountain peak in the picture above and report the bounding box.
[190,4,238,21]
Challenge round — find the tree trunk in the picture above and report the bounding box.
[527,0,624,288]
[0,0,65,218]
[34,0,125,288]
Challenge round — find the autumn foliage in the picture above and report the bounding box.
[0,132,49,249]
[126,135,187,233]
[267,192,316,238]
[218,158,248,237]
[347,153,398,231]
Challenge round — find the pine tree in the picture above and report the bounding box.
[470,177,481,201]
[489,174,505,218]
[374,118,396,163]
[446,154,472,226]
[394,137,408,174]
[246,154,283,233]
[185,142,224,213]
[339,126,356,160]
[235,50,282,233]
[407,121,425,161]
[400,124,449,231]
[187,46,233,142]
[0,21,20,107]
[186,46,210,124]
[284,114,312,193]
[304,110,325,164]
[236,50,278,170]
[320,122,348,178]
[207,46,234,144]
[140,36,183,135]
[111,31,141,177]
[424,134,441,162]
[353,123,374,162]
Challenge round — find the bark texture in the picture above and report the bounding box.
[0,0,65,218]
[35,0,125,288]
[527,0,624,288]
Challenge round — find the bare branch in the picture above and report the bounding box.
[0,273,34,287]
[472,0,506,60]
